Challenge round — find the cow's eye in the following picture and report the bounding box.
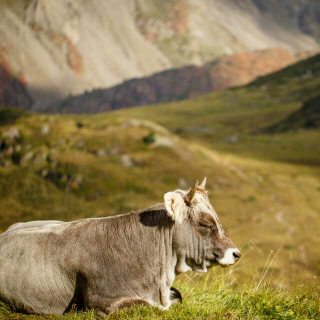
[199,222,211,229]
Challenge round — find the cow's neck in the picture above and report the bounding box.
[126,205,178,307]
[100,204,177,308]
[135,205,177,288]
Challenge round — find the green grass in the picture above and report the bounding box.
[1,272,319,319]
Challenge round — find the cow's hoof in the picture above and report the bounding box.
[170,287,182,304]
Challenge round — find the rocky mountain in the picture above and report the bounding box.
[0,52,33,109]
[1,0,320,109]
[135,0,320,66]
[263,95,320,133]
[45,48,317,114]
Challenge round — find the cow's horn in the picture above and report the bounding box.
[200,177,207,188]
[186,181,198,204]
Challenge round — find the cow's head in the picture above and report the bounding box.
[164,178,240,274]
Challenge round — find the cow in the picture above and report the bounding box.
[0,178,240,316]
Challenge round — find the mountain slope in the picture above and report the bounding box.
[1,0,320,108]
[135,0,320,66]
[45,48,316,114]
[108,53,320,165]
[0,0,170,108]
[263,95,320,132]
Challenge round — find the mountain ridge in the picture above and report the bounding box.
[45,48,317,114]
[1,0,320,108]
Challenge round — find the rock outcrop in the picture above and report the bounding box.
[0,52,33,109]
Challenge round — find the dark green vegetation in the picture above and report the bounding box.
[0,107,29,126]
[263,95,320,133]
[0,54,320,318]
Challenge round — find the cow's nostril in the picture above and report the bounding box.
[233,251,241,260]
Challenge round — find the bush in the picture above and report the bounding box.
[142,132,156,145]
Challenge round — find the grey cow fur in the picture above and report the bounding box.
[0,180,240,315]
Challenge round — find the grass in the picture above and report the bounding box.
[0,269,319,319]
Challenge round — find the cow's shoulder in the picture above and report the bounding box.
[134,203,166,215]
[133,203,172,227]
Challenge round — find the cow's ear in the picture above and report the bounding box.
[164,192,187,223]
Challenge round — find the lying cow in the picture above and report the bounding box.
[0,178,240,316]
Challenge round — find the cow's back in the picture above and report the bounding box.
[0,221,76,314]
[6,220,65,232]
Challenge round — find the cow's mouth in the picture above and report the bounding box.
[186,258,215,273]
[208,253,233,268]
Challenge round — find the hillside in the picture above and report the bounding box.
[0,106,320,287]
[1,0,320,108]
[262,95,320,132]
[45,48,317,114]
[110,53,320,164]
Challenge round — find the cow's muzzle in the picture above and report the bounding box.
[217,248,241,266]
